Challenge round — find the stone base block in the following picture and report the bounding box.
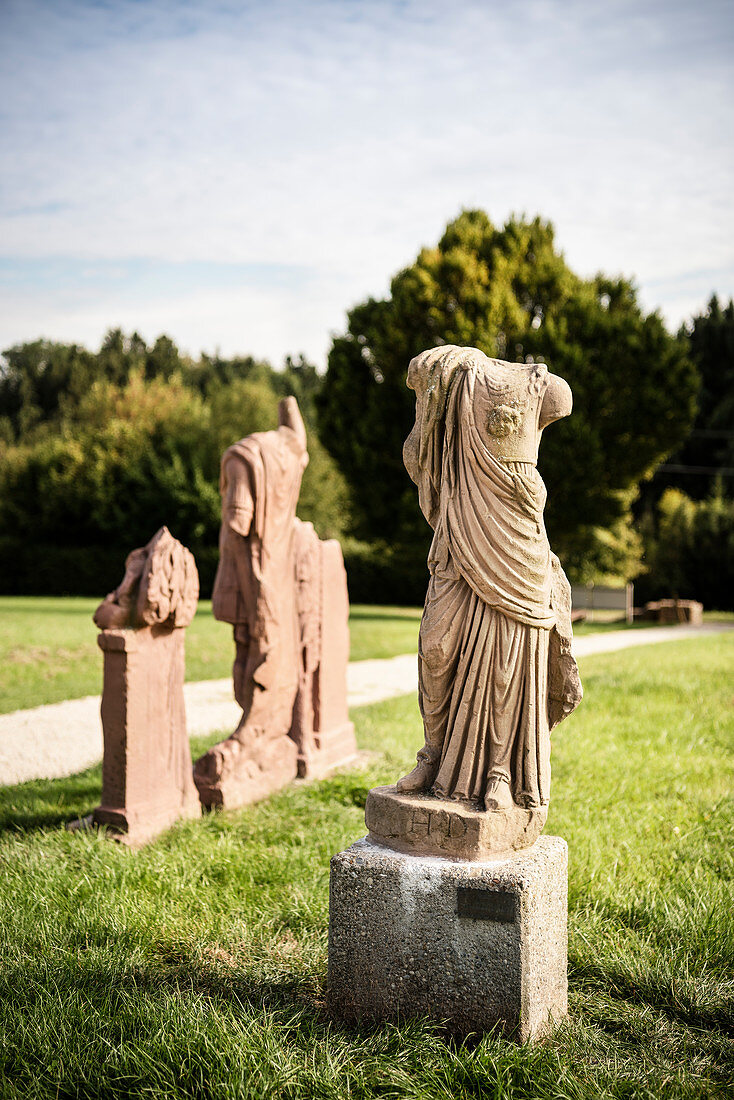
[193,733,298,809]
[299,721,358,780]
[366,785,547,860]
[88,626,201,847]
[328,835,567,1040]
[92,792,200,847]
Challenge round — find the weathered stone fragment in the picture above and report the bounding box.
[91,527,200,845]
[193,398,354,809]
[365,785,546,860]
[292,520,356,780]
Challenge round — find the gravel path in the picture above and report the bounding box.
[0,624,730,787]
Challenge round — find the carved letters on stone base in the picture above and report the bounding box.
[365,785,547,861]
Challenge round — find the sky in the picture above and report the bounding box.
[1,0,733,367]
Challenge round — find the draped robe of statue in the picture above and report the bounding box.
[193,398,309,806]
[397,346,582,813]
[212,417,307,726]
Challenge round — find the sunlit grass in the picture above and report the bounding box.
[0,635,732,1098]
[0,598,422,713]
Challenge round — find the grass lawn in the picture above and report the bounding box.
[572,611,734,635]
[0,634,732,1098]
[0,598,422,714]
[5,595,729,716]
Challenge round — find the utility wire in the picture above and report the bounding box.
[656,464,734,476]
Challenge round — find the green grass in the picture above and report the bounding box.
[0,598,421,714]
[346,603,421,660]
[573,611,734,635]
[7,595,730,714]
[0,635,732,1098]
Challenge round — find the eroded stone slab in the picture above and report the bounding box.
[89,527,201,846]
[291,522,356,780]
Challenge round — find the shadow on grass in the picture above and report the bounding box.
[0,730,233,835]
[4,948,511,1058]
[0,766,102,833]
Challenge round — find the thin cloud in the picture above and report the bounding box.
[1,0,732,361]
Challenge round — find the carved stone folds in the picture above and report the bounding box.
[193,398,355,810]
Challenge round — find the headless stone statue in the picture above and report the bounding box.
[365,346,583,859]
[193,397,355,808]
[194,397,308,808]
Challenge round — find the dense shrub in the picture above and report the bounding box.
[0,343,350,597]
[342,541,428,606]
[637,489,734,610]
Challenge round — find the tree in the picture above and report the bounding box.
[649,295,734,500]
[638,488,734,610]
[318,210,698,580]
[0,329,186,441]
[0,342,352,595]
[0,340,97,438]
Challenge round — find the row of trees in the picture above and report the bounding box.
[317,210,711,589]
[1,211,732,605]
[0,334,349,595]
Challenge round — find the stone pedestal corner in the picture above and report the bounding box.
[328,835,568,1041]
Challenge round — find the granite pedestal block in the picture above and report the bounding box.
[328,835,567,1040]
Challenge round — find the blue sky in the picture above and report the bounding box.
[1,0,732,365]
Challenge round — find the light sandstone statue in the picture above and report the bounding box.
[90,526,201,845]
[365,346,583,858]
[193,397,355,808]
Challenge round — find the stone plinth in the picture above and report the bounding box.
[93,626,200,845]
[366,785,547,861]
[294,532,357,780]
[328,836,567,1040]
[192,733,298,810]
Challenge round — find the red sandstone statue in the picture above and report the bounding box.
[90,526,201,845]
[193,396,355,809]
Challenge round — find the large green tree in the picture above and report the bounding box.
[318,210,698,580]
[0,329,189,442]
[637,488,734,609]
[652,295,734,499]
